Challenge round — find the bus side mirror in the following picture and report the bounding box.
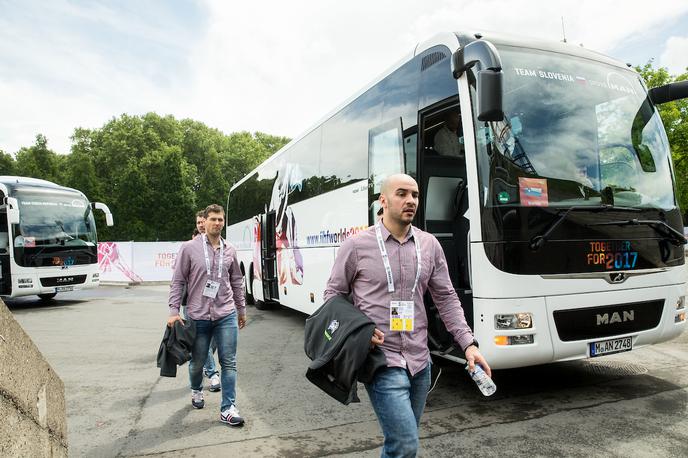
[453,39,504,122]
[92,202,114,226]
[5,197,19,224]
[648,80,688,104]
[477,70,504,121]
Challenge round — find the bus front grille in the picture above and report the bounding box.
[553,300,664,342]
[40,275,87,287]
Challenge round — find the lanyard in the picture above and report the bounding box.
[202,234,224,280]
[374,222,422,298]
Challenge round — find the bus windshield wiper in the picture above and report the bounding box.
[588,218,687,246]
[55,220,75,242]
[529,205,641,251]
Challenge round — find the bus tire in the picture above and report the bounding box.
[254,299,274,311]
[38,293,57,301]
[244,264,255,305]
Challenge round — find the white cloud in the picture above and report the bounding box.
[660,36,688,74]
[1,0,688,156]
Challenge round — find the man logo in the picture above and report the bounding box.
[597,310,634,325]
[609,272,626,283]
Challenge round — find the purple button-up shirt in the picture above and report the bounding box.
[324,223,474,375]
[168,236,246,320]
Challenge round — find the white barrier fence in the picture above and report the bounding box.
[96,240,688,284]
[98,241,183,283]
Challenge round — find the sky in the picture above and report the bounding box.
[1,0,687,156]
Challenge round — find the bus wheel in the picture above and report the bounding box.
[254,300,274,311]
[245,266,255,305]
[38,293,57,301]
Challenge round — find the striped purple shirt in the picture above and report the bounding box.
[324,223,474,376]
[168,236,246,320]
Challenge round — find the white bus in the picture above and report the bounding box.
[0,176,113,300]
[226,31,688,369]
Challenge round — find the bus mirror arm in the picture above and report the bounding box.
[648,80,688,105]
[452,40,502,77]
[452,40,504,122]
[92,202,114,226]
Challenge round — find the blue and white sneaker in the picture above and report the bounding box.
[219,405,244,426]
[191,389,204,409]
[208,374,221,392]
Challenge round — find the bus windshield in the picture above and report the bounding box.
[474,46,675,211]
[12,189,97,267]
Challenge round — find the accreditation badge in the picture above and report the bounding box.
[202,280,221,298]
[390,300,414,332]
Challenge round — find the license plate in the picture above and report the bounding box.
[590,336,633,357]
[55,286,74,292]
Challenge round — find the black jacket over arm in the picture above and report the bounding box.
[304,295,387,404]
[156,319,196,377]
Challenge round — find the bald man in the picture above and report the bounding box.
[324,174,489,457]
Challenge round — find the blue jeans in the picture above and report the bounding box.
[364,362,432,458]
[203,339,218,377]
[182,306,217,376]
[189,312,238,411]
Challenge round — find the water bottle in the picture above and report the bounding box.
[466,363,497,396]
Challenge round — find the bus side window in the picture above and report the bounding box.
[368,118,404,224]
[0,213,7,253]
[404,133,418,179]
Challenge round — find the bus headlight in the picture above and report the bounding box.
[676,296,685,311]
[495,313,533,329]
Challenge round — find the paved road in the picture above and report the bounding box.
[7,285,688,457]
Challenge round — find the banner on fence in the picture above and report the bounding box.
[98,241,183,283]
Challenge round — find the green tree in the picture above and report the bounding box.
[0,150,15,175]
[69,112,290,240]
[14,134,64,183]
[636,61,688,221]
[62,150,102,201]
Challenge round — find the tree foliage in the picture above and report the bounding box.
[4,113,289,241]
[0,149,15,175]
[636,61,688,220]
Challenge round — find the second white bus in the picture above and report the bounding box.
[227,31,688,369]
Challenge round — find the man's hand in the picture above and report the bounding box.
[238,314,246,329]
[465,345,492,377]
[167,314,184,328]
[370,328,384,348]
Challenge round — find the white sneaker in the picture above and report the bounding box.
[191,389,204,409]
[209,374,221,392]
[219,404,244,426]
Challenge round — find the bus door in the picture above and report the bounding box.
[418,102,473,352]
[0,202,10,295]
[260,210,279,302]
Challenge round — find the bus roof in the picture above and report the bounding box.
[454,30,630,70]
[0,176,83,196]
[230,30,633,192]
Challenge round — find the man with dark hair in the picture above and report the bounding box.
[168,204,247,426]
[188,210,220,392]
[195,210,206,235]
[324,174,490,456]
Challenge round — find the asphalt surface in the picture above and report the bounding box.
[7,285,688,457]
